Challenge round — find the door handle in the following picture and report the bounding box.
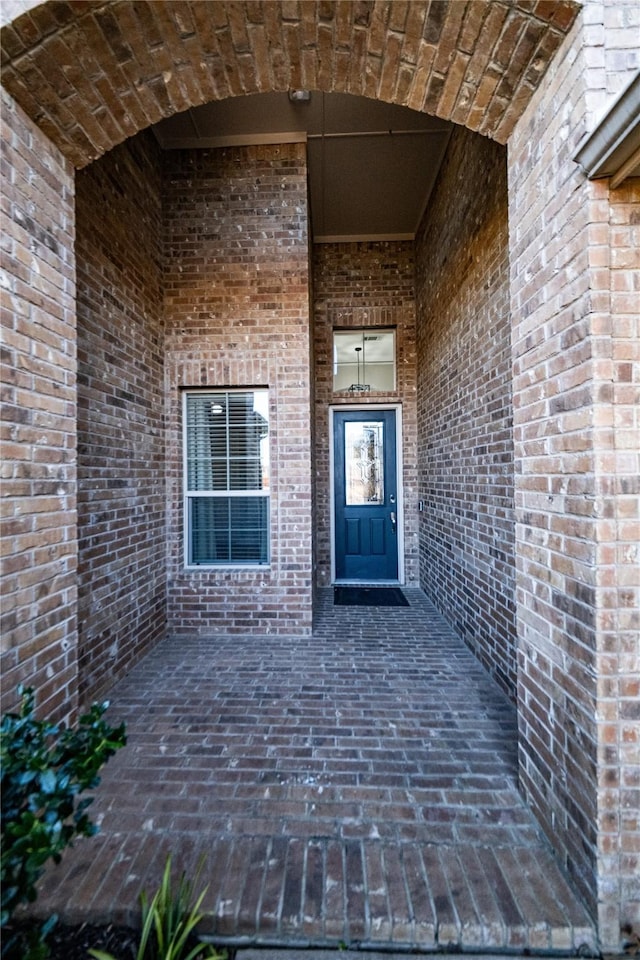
[390,511,396,533]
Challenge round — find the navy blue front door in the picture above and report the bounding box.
[334,409,398,581]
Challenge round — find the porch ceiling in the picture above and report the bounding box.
[152,92,454,243]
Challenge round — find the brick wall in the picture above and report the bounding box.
[0,2,579,170]
[312,242,418,587]
[583,2,640,947]
[595,173,640,959]
[0,0,636,945]
[585,0,640,108]
[509,19,600,922]
[75,131,167,707]
[163,143,313,636]
[509,0,639,946]
[0,88,78,723]
[414,126,516,699]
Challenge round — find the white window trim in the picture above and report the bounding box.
[182,389,271,569]
[332,327,397,394]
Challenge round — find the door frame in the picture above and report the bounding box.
[329,404,405,585]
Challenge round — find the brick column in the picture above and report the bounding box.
[1,88,78,722]
[509,1,639,949]
[581,1,640,949]
[163,144,313,637]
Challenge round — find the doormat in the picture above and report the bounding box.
[334,586,409,607]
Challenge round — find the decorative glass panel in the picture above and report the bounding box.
[345,421,384,505]
[333,329,396,392]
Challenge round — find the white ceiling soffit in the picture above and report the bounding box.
[152,92,453,242]
[573,70,640,189]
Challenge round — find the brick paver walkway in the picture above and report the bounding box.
[34,589,597,954]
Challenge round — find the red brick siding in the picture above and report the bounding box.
[510,19,605,931]
[415,126,516,698]
[312,242,418,587]
[163,143,313,636]
[75,130,167,708]
[507,8,640,939]
[0,0,635,945]
[595,174,640,956]
[580,9,640,945]
[0,88,78,724]
[510,68,598,930]
[0,2,579,169]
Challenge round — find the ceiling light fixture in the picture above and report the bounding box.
[349,345,370,393]
[288,89,311,103]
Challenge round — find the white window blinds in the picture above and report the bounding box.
[184,390,270,565]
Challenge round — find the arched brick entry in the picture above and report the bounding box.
[1,0,580,744]
[2,2,638,955]
[2,0,579,167]
[0,0,580,729]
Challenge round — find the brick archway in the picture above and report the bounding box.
[2,0,579,169]
[4,3,639,954]
[0,0,579,729]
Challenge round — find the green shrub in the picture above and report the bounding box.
[1,685,126,958]
[89,854,225,960]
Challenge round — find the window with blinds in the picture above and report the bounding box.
[184,390,270,566]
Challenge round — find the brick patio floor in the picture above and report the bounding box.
[33,588,597,955]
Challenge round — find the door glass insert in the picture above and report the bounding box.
[345,421,384,505]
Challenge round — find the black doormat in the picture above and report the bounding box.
[334,586,409,607]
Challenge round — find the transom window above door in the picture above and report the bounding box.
[333,329,396,393]
[183,389,270,567]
